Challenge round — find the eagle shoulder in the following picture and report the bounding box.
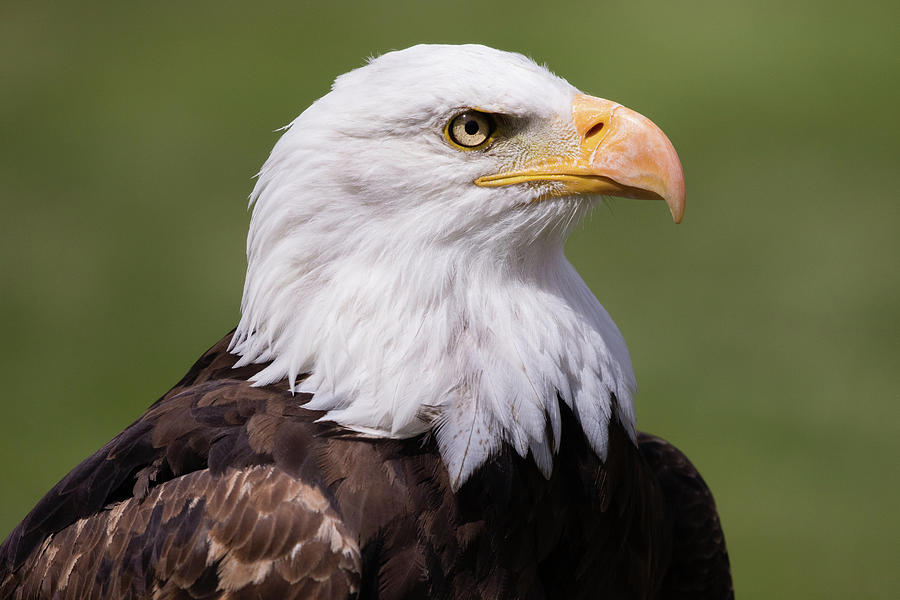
[637,432,734,599]
[0,334,361,599]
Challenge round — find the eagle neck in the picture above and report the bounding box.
[232,234,636,488]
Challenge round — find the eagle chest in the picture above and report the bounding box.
[315,415,663,599]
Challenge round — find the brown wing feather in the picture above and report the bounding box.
[0,334,360,599]
[2,466,359,599]
[638,433,734,599]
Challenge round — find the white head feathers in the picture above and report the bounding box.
[230,44,637,488]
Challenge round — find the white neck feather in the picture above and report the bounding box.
[230,194,636,489]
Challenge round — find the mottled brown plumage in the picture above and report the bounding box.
[0,333,732,598]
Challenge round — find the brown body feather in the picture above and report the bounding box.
[0,333,732,599]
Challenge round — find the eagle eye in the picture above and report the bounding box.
[445,111,496,150]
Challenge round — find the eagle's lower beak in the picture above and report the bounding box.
[475,94,685,223]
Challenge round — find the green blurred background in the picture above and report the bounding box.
[1,1,897,597]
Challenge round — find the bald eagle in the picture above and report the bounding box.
[0,45,731,599]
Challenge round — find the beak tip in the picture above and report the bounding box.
[666,165,686,224]
[669,193,685,224]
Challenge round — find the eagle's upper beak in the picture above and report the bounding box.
[475,94,685,223]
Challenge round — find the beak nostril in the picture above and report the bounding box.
[585,122,604,141]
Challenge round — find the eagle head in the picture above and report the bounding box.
[230,44,684,488]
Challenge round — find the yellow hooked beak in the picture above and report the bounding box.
[474,94,686,223]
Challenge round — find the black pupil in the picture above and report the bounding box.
[464,119,479,135]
